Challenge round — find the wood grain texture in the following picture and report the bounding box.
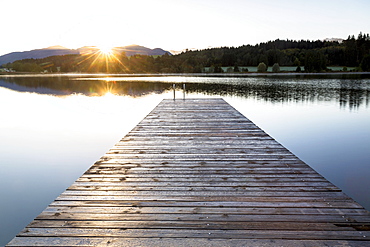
[7,98,370,246]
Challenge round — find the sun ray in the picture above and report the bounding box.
[74,45,130,73]
[99,46,114,55]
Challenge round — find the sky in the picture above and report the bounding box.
[1,0,369,56]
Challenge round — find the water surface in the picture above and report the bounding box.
[0,74,369,245]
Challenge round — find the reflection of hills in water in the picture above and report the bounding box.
[0,76,369,109]
[0,76,171,97]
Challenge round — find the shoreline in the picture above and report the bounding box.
[1,71,370,78]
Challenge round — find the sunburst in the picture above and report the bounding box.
[98,46,114,55]
[76,45,129,73]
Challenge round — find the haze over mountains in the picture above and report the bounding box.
[0,45,171,65]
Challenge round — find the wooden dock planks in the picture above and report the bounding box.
[8,98,370,246]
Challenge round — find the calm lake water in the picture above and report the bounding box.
[0,74,370,245]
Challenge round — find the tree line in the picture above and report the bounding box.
[3,32,370,73]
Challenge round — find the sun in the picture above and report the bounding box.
[98,45,114,55]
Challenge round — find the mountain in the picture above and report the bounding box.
[77,45,171,56]
[113,45,171,56]
[0,45,172,65]
[0,46,79,65]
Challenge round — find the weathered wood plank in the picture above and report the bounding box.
[54,195,357,203]
[67,186,342,192]
[42,206,369,216]
[80,172,322,177]
[16,228,370,240]
[33,213,370,223]
[28,220,370,231]
[49,200,365,209]
[61,185,339,198]
[8,98,370,246]
[74,181,331,187]
[76,177,328,182]
[83,169,319,175]
[7,237,369,247]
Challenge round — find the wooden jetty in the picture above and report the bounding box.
[8,98,370,246]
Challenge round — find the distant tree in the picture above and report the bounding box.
[119,52,130,72]
[296,66,302,72]
[304,50,327,72]
[257,62,267,72]
[360,54,370,71]
[258,55,268,66]
[272,63,280,73]
[234,65,240,72]
[9,61,43,72]
[344,36,357,66]
[211,64,223,73]
[293,58,301,66]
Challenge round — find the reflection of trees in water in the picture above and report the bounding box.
[340,89,366,110]
[339,81,370,110]
[185,80,370,110]
[0,76,369,109]
[0,77,172,97]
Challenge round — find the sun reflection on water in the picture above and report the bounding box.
[104,92,115,97]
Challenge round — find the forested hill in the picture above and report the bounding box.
[0,45,171,66]
[174,33,369,71]
[2,33,370,73]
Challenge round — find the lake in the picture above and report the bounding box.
[0,73,370,245]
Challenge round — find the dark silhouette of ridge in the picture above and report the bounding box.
[0,45,171,65]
